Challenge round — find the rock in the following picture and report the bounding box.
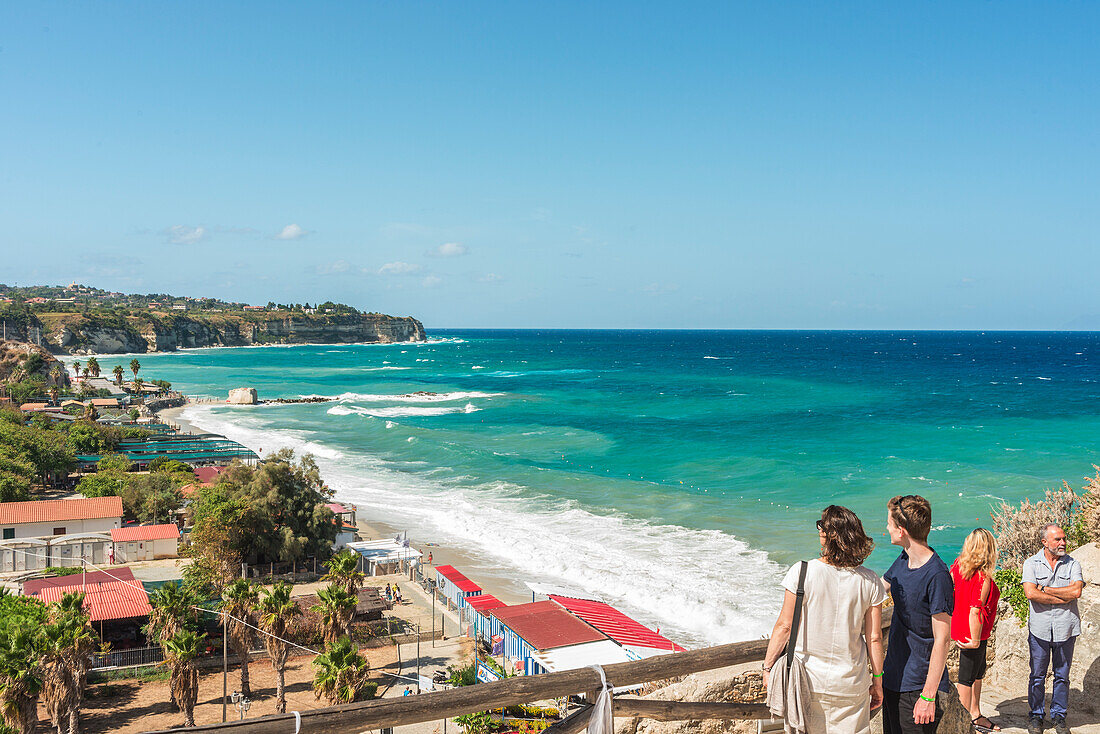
[985,542,1100,717]
[614,667,764,734]
[227,387,258,405]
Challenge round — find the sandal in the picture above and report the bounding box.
[973,716,1001,732]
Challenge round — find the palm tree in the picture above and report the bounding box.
[112,365,124,386]
[129,358,140,382]
[86,357,100,378]
[40,594,96,734]
[256,582,301,714]
[220,579,259,697]
[48,385,59,406]
[81,403,99,422]
[321,549,364,596]
[50,365,62,387]
[81,367,89,380]
[163,630,205,727]
[146,582,197,647]
[311,637,371,705]
[72,360,81,378]
[313,585,356,644]
[134,377,144,397]
[0,628,43,734]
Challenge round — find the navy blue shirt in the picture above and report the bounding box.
[883,549,954,693]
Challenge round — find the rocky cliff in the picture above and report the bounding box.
[37,312,426,354]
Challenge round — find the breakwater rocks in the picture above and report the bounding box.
[36,312,426,354]
[262,397,334,405]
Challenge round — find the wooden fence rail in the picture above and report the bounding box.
[142,605,894,734]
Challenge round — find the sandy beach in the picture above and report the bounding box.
[157,404,535,607]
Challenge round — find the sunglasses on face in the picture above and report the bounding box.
[816,520,825,532]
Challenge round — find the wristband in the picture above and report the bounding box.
[919,694,936,703]
[872,672,883,678]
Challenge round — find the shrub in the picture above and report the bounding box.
[992,485,1078,570]
[1077,466,1100,545]
[995,568,1028,626]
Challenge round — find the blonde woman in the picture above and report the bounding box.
[950,528,1001,731]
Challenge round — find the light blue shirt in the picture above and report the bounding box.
[1022,549,1083,642]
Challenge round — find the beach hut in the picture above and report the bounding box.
[346,538,422,576]
[531,639,640,691]
[490,600,607,676]
[463,593,505,643]
[435,565,482,610]
[548,594,685,658]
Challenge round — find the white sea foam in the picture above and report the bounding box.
[326,403,480,418]
[176,403,785,647]
[312,390,504,403]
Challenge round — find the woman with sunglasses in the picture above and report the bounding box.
[764,506,887,734]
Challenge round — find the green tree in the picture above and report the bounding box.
[163,630,205,727]
[313,585,356,644]
[128,359,140,381]
[0,422,75,485]
[40,594,96,734]
[146,582,198,647]
[219,580,258,696]
[121,474,184,523]
[311,637,372,705]
[85,358,99,379]
[257,582,301,714]
[74,472,124,499]
[321,549,364,596]
[112,365,124,386]
[96,454,132,474]
[0,628,42,734]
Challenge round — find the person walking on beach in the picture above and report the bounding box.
[763,505,887,734]
[882,495,954,734]
[1021,524,1084,734]
[950,528,1001,731]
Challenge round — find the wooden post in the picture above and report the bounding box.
[222,612,228,722]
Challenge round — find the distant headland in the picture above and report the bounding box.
[0,283,426,354]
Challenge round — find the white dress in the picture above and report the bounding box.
[782,559,887,734]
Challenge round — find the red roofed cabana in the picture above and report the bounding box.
[110,524,180,562]
[549,594,685,657]
[26,566,151,645]
[463,593,506,643]
[435,564,482,610]
[490,600,607,675]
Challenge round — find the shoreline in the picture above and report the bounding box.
[157,403,536,608]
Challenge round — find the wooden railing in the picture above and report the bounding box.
[142,608,893,734]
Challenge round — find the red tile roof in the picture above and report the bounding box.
[435,565,482,593]
[89,398,119,407]
[20,403,48,411]
[24,567,138,596]
[0,497,123,526]
[491,601,606,651]
[36,579,152,622]
[192,466,227,485]
[110,524,180,542]
[549,595,685,652]
[464,593,506,614]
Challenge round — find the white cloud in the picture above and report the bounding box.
[274,224,308,240]
[430,242,468,258]
[378,261,423,276]
[422,275,443,288]
[164,225,208,245]
[316,260,350,275]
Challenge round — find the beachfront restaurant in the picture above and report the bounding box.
[463,593,506,644]
[490,600,608,676]
[346,538,423,576]
[435,564,482,610]
[548,594,685,658]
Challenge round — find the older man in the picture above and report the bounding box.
[1021,524,1084,734]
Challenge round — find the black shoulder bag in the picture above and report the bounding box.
[785,560,809,668]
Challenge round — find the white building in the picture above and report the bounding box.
[110,524,180,562]
[0,497,123,540]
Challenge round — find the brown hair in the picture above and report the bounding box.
[957,528,998,580]
[819,505,875,567]
[888,495,932,542]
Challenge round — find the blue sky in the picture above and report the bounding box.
[1,2,1098,329]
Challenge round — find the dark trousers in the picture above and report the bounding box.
[1028,633,1076,719]
[883,689,943,734]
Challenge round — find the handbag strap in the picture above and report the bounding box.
[785,561,808,668]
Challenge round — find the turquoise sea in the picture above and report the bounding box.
[124,330,1100,646]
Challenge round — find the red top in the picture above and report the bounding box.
[435,565,482,593]
[548,595,686,652]
[949,561,1000,642]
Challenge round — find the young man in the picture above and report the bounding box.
[882,495,954,734]
[1021,524,1084,734]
